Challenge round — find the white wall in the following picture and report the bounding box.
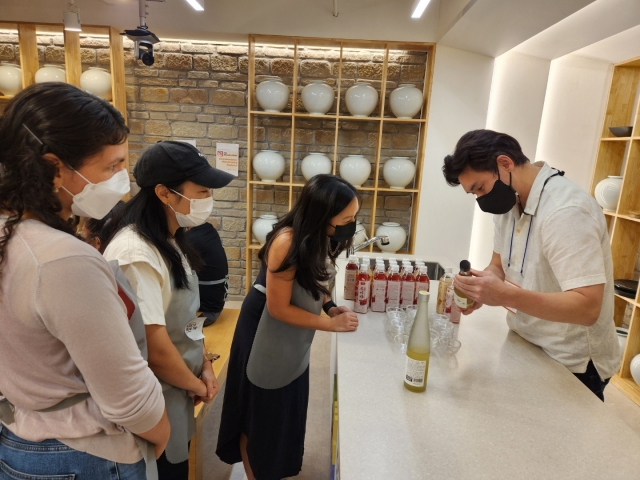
[414,45,494,269]
[536,54,612,191]
[468,51,551,268]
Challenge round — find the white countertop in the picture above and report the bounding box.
[334,263,640,479]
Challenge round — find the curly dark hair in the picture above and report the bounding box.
[0,82,129,277]
[442,129,529,186]
[259,174,359,301]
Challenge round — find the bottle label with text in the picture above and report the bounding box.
[404,356,426,388]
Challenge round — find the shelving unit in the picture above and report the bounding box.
[245,34,436,291]
[0,22,127,171]
[590,56,640,406]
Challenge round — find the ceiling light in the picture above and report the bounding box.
[63,0,82,32]
[411,0,431,18]
[185,0,204,11]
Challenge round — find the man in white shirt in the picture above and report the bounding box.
[444,129,620,400]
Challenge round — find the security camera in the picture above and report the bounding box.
[122,26,160,67]
[136,40,155,66]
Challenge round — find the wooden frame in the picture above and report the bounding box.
[0,22,128,172]
[245,34,436,291]
[590,56,640,406]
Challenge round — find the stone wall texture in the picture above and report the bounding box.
[0,31,430,295]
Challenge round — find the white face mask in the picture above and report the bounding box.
[62,169,130,219]
[169,189,213,228]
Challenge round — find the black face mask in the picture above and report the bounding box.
[330,220,357,243]
[476,173,517,215]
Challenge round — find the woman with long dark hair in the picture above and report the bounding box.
[216,174,360,480]
[0,83,169,479]
[104,141,234,479]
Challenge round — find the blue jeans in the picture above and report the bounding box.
[0,427,145,480]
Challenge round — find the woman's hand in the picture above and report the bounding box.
[332,311,359,332]
[199,362,219,403]
[328,305,352,317]
[458,301,483,315]
[187,378,208,404]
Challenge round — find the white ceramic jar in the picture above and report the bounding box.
[345,82,378,117]
[301,152,332,181]
[594,176,623,212]
[35,64,66,83]
[0,62,23,97]
[301,80,334,115]
[253,150,286,183]
[353,221,367,246]
[339,155,371,187]
[252,215,278,245]
[80,67,112,101]
[256,77,289,113]
[389,84,423,119]
[383,157,416,189]
[375,222,407,253]
[631,354,640,387]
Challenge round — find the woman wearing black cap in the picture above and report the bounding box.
[105,140,234,479]
[216,174,360,480]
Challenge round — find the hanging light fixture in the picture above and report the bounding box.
[185,0,204,11]
[63,0,82,32]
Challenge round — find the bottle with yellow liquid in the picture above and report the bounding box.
[404,290,430,393]
[453,260,475,310]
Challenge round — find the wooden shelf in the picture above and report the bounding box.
[376,187,419,193]
[0,96,13,100]
[248,180,291,186]
[382,117,427,123]
[294,113,337,119]
[610,375,640,407]
[615,293,638,307]
[245,34,436,292]
[592,59,640,408]
[250,110,293,117]
[618,214,640,223]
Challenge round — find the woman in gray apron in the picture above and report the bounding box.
[105,141,234,480]
[0,83,169,479]
[217,175,360,480]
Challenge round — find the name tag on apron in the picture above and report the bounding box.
[185,317,205,341]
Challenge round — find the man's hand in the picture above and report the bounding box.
[454,269,510,307]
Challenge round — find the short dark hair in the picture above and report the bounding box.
[442,130,529,186]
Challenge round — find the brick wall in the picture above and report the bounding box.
[1,31,428,295]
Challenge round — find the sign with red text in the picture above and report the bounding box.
[216,143,239,177]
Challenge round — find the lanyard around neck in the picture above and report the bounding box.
[507,168,564,275]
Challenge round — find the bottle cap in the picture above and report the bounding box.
[375,256,383,262]
[405,265,413,274]
[360,264,369,272]
[389,257,397,262]
[415,259,423,264]
[376,264,386,272]
[444,267,453,273]
[420,266,428,274]
[349,254,358,262]
[391,265,400,273]
[402,258,410,263]
[460,260,471,271]
[417,290,430,301]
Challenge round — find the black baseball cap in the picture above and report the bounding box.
[134,140,235,189]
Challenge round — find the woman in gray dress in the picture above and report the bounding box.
[217,174,360,480]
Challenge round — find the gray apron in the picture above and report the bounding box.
[160,270,203,464]
[109,260,149,360]
[246,278,325,390]
[0,262,158,480]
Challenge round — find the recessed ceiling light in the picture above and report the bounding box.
[411,0,431,19]
[185,0,204,11]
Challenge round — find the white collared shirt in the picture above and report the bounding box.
[494,162,620,379]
